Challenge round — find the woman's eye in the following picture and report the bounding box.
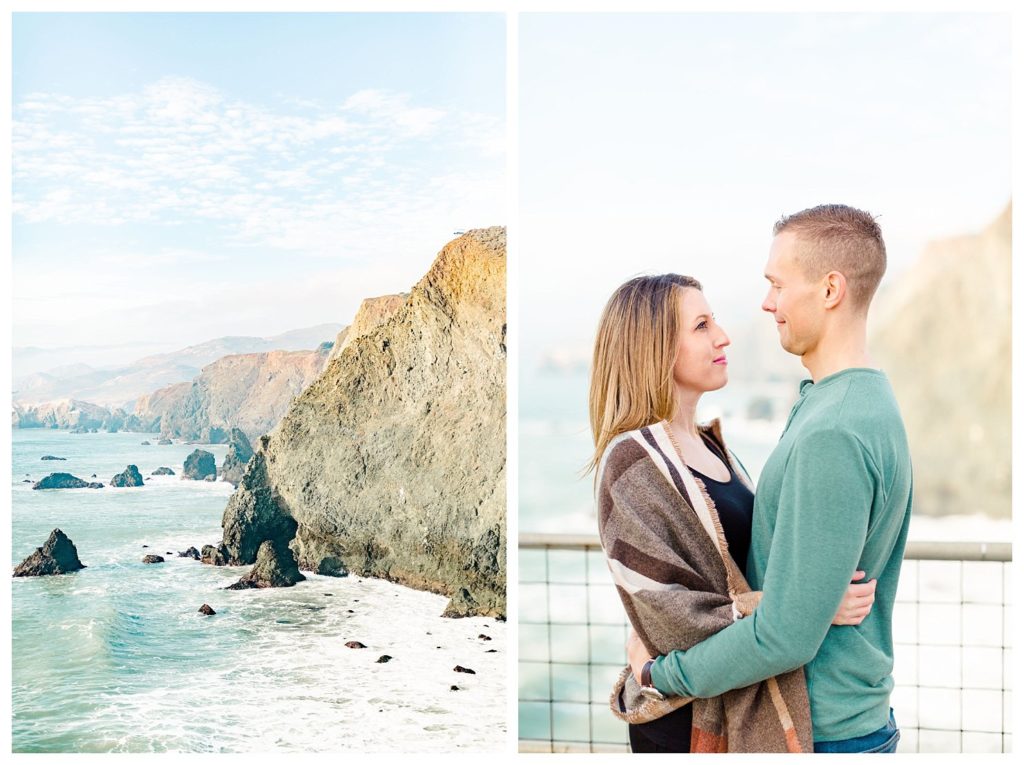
[696,321,708,330]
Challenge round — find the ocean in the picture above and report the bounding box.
[11,429,506,753]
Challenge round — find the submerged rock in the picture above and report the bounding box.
[13,529,86,576]
[219,428,254,487]
[152,467,175,475]
[376,655,393,664]
[32,473,103,490]
[198,604,216,615]
[179,546,201,560]
[110,464,144,488]
[345,641,367,649]
[141,440,151,446]
[225,540,305,590]
[40,455,66,461]
[142,554,165,564]
[182,449,216,480]
[157,438,173,445]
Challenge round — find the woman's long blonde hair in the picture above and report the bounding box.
[587,273,702,475]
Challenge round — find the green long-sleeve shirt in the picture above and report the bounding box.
[650,367,913,742]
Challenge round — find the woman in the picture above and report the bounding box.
[590,274,875,753]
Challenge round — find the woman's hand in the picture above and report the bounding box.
[833,570,877,625]
[627,628,654,684]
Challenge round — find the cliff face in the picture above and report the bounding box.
[144,348,333,444]
[327,293,408,364]
[221,227,506,617]
[132,382,191,432]
[871,203,1011,518]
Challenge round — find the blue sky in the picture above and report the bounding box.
[519,13,1011,365]
[13,13,505,358]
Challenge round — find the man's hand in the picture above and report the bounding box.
[832,570,877,626]
[627,628,654,684]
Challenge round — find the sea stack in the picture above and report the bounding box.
[219,428,254,487]
[13,529,86,576]
[111,465,145,487]
[182,449,216,480]
[217,228,506,617]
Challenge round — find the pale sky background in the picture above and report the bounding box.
[12,13,504,364]
[519,12,1011,370]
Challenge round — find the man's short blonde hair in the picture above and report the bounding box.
[774,204,887,310]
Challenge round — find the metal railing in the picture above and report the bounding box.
[518,534,1012,754]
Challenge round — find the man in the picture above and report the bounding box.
[628,204,913,753]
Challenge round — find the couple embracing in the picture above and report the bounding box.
[592,204,913,754]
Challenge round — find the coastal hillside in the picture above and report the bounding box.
[220,227,507,617]
[137,347,334,444]
[13,324,342,410]
[871,203,1011,518]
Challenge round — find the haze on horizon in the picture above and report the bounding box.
[12,13,505,370]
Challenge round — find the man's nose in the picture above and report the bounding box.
[762,291,775,313]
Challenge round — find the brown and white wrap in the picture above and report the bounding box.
[597,420,812,752]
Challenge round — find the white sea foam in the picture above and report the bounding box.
[13,429,506,752]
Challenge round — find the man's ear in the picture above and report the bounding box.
[823,271,846,310]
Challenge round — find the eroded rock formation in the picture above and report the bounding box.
[217,228,506,615]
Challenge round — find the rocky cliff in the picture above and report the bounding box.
[218,227,506,617]
[871,203,1011,518]
[327,294,408,364]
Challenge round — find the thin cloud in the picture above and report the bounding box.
[13,76,501,254]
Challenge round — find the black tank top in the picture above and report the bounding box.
[628,434,755,753]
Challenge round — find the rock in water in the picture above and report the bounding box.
[219,428,254,487]
[158,438,173,445]
[111,464,144,487]
[182,449,216,480]
[376,655,393,663]
[453,665,476,675]
[219,452,298,565]
[345,641,367,649]
[13,529,86,576]
[142,554,165,564]
[217,229,506,618]
[198,604,216,615]
[225,539,305,590]
[201,544,229,566]
[40,455,66,461]
[32,473,103,490]
[178,546,201,560]
[152,467,175,476]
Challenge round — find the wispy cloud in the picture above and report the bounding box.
[13,76,504,256]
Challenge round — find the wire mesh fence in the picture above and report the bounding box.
[518,534,1012,754]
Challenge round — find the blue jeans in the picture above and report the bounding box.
[814,709,900,753]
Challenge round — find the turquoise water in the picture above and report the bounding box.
[12,429,506,752]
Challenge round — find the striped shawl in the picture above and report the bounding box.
[597,420,813,752]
